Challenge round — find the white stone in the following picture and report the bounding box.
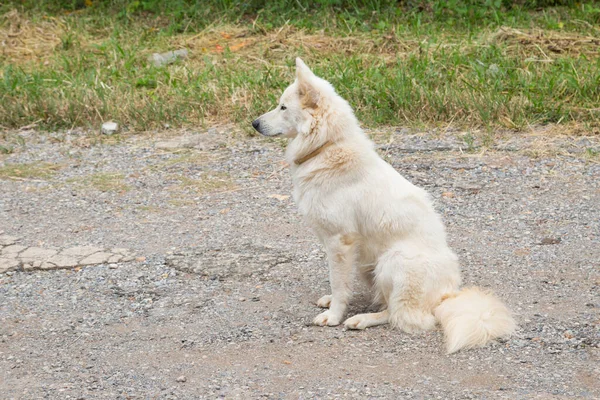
[101,121,119,135]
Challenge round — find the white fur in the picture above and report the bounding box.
[252,58,516,354]
[435,288,517,354]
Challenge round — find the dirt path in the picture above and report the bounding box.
[1,128,599,399]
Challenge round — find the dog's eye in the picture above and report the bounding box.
[280,105,287,111]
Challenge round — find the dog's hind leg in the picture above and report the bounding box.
[313,234,357,327]
[375,250,436,334]
[344,309,389,330]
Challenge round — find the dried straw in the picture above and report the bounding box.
[489,26,600,59]
[1,9,65,64]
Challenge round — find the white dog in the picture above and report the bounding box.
[252,58,516,353]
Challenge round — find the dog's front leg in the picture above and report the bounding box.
[313,234,356,326]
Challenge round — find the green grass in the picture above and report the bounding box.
[89,172,129,192]
[0,162,61,180]
[67,172,130,192]
[176,174,235,193]
[1,1,599,132]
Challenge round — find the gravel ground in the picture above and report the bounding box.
[0,128,599,399]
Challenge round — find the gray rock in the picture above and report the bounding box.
[148,49,188,67]
[539,237,561,245]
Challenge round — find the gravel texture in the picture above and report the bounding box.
[0,128,599,399]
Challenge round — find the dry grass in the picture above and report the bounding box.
[489,26,600,60]
[172,24,422,64]
[0,10,65,64]
[0,13,419,69]
[168,173,236,195]
[88,172,129,192]
[67,172,129,192]
[0,161,61,180]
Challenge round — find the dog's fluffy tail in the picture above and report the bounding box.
[434,287,516,354]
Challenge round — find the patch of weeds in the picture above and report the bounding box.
[152,151,210,172]
[137,205,162,213]
[482,133,496,148]
[89,173,129,192]
[0,162,61,180]
[461,132,477,152]
[0,145,14,154]
[172,173,235,194]
[60,31,76,51]
[585,147,599,159]
[0,134,26,155]
[69,172,129,192]
[96,134,126,146]
[135,77,158,89]
[168,198,196,207]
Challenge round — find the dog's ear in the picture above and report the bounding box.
[296,58,313,78]
[296,57,319,109]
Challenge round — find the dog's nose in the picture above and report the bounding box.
[252,119,260,131]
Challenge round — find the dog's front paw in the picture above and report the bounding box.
[313,310,342,327]
[343,314,369,330]
[317,295,332,308]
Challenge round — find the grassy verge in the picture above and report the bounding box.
[1,1,599,133]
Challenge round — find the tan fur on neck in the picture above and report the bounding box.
[294,140,334,165]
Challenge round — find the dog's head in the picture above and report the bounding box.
[252,58,332,138]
